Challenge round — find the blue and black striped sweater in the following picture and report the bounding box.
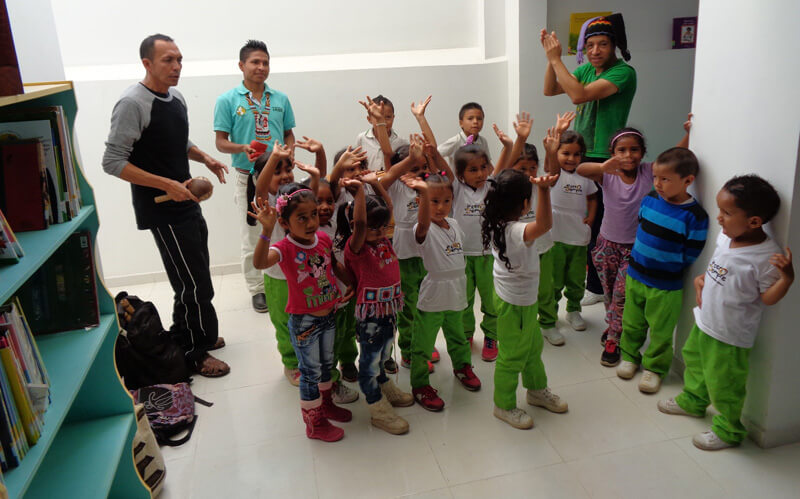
[628,191,709,291]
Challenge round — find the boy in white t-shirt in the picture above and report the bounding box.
[658,175,794,451]
[354,95,409,171]
[438,102,493,168]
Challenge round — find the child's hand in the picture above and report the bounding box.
[248,196,277,228]
[513,112,533,139]
[422,139,438,159]
[400,173,427,192]
[272,142,293,162]
[359,96,385,123]
[409,134,425,164]
[694,273,705,308]
[358,171,379,186]
[295,136,323,154]
[770,247,794,281]
[543,126,561,155]
[555,111,576,134]
[341,284,356,303]
[583,216,593,226]
[338,146,368,170]
[493,123,513,147]
[339,177,364,193]
[531,173,559,189]
[541,31,563,62]
[294,160,320,178]
[411,95,432,118]
[683,113,693,134]
[602,156,624,177]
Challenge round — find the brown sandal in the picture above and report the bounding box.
[197,354,230,378]
[208,336,226,351]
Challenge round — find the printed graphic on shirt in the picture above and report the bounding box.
[369,240,397,267]
[445,241,464,256]
[462,203,484,217]
[406,199,419,212]
[562,183,585,195]
[236,105,246,116]
[706,260,728,285]
[296,249,337,307]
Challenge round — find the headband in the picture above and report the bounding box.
[275,188,313,216]
[610,130,643,149]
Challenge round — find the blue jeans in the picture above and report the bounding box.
[288,312,336,401]
[356,315,396,404]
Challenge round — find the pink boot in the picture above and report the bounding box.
[321,388,352,422]
[302,406,344,442]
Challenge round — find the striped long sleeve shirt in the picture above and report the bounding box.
[628,191,709,290]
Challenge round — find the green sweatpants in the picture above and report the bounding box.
[675,324,750,445]
[463,254,498,341]
[620,276,683,376]
[411,309,472,388]
[263,275,297,369]
[493,293,548,410]
[537,248,557,330]
[397,257,426,359]
[332,299,358,382]
[551,242,587,313]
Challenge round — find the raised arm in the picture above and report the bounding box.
[523,174,559,243]
[541,31,618,105]
[762,248,795,306]
[255,143,292,198]
[491,123,514,175]
[503,112,534,176]
[329,146,368,200]
[359,171,393,213]
[402,174,430,244]
[343,178,367,254]
[359,96,394,161]
[542,127,561,175]
[577,155,622,184]
[411,95,437,147]
[295,136,328,178]
[423,137,455,182]
[248,197,282,269]
[294,160,320,196]
[677,113,692,149]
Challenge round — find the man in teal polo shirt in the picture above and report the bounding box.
[214,40,295,312]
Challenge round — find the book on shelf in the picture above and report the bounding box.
[0,139,49,232]
[0,209,22,265]
[15,231,99,335]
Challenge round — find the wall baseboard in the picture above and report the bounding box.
[745,418,800,448]
[103,263,241,288]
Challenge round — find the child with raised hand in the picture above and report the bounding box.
[438,102,492,167]
[542,114,599,335]
[576,128,653,367]
[616,147,708,393]
[253,143,321,386]
[482,168,568,429]
[336,178,413,435]
[250,182,354,442]
[355,94,408,171]
[402,172,480,411]
[659,175,794,451]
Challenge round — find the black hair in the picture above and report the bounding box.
[609,127,646,155]
[459,102,484,120]
[390,144,409,166]
[722,175,780,224]
[252,149,291,182]
[559,130,587,156]
[655,147,699,177]
[512,143,539,165]
[372,95,394,112]
[333,147,368,171]
[240,39,269,62]
[481,170,532,270]
[424,173,453,193]
[334,195,391,250]
[140,34,174,60]
[454,144,490,178]
[276,182,316,220]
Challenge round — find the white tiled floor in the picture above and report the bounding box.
[113,274,800,499]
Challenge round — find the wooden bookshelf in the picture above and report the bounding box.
[0,83,149,498]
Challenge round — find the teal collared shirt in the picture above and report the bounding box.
[213,82,296,172]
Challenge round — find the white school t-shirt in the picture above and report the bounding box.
[520,189,554,255]
[493,221,540,307]
[550,170,598,246]
[354,128,408,172]
[438,130,492,168]
[693,232,782,348]
[414,217,467,312]
[452,179,490,256]
[388,181,420,259]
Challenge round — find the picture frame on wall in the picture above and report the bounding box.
[672,16,698,49]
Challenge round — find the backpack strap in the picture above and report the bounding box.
[194,396,213,408]
[153,416,198,447]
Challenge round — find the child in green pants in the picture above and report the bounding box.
[482,168,568,429]
[659,175,793,450]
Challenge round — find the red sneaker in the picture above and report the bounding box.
[412,385,445,411]
[302,406,344,442]
[430,347,441,363]
[321,388,353,422]
[481,337,498,362]
[453,365,482,391]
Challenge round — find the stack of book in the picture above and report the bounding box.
[0,210,22,265]
[0,106,82,230]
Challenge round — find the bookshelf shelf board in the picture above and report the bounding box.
[22,414,135,499]
[0,83,74,108]
[0,206,96,304]
[3,314,116,497]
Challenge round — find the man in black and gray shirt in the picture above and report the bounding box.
[103,34,231,377]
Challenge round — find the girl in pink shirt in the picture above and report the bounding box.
[252,182,355,442]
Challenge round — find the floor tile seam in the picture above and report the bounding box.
[667,437,731,494]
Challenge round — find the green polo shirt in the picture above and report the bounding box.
[572,59,636,159]
[213,82,296,171]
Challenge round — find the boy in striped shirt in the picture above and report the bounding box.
[616,147,708,393]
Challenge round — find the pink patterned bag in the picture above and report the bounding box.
[130,382,212,446]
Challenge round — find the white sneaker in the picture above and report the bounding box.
[541,327,565,346]
[616,360,638,380]
[566,311,587,331]
[332,381,359,404]
[638,370,662,394]
[581,291,604,306]
[693,430,736,451]
[526,388,568,413]
[657,397,701,417]
[493,406,534,429]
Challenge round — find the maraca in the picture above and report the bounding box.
[154,176,213,203]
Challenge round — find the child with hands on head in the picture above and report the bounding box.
[250,178,355,443]
[659,175,793,451]
[481,168,568,430]
[336,178,413,435]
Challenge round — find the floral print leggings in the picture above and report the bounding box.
[591,235,633,343]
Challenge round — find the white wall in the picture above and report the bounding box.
[681,0,800,447]
[6,0,65,82]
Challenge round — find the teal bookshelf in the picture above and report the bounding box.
[0,83,149,498]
